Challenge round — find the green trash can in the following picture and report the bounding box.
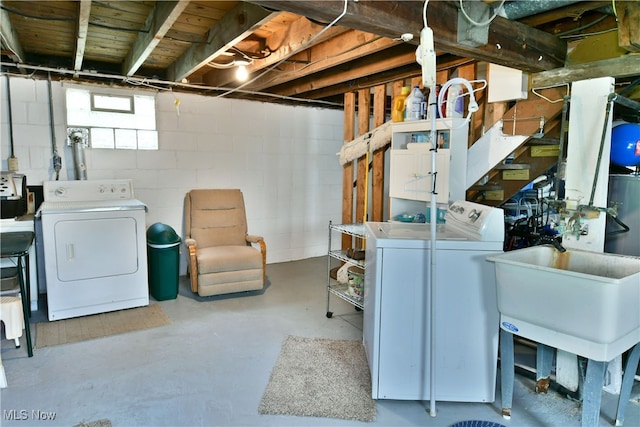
[146,223,181,301]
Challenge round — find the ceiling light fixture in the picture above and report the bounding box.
[234,59,250,82]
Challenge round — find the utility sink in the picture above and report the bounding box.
[487,246,640,361]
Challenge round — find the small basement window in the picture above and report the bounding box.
[66,87,158,150]
[91,93,134,113]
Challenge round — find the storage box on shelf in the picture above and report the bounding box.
[326,222,365,317]
[389,120,468,221]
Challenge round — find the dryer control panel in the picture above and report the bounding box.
[43,179,135,202]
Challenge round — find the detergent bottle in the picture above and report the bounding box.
[391,86,411,122]
[404,86,425,121]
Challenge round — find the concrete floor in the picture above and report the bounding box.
[1,256,638,427]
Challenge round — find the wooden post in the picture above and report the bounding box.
[371,84,387,222]
[356,88,371,227]
[342,92,356,249]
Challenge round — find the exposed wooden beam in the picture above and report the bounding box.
[531,54,640,87]
[73,0,91,71]
[123,0,190,76]
[203,15,345,87]
[248,0,567,72]
[245,30,400,92]
[168,2,278,82]
[269,44,418,97]
[618,0,640,52]
[0,7,25,63]
[302,54,471,100]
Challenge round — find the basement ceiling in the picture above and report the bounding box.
[1,1,638,108]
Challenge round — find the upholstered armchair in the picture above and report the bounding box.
[184,189,266,297]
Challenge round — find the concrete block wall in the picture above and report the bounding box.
[1,75,345,273]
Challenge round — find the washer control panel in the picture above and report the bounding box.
[445,200,505,241]
[44,179,135,202]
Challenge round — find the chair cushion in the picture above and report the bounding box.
[189,189,248,247]
[196,245,262,274]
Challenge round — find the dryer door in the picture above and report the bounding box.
[53,216,140,281]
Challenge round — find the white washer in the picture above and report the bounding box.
[38,180,148,321]
[363,200,504,402]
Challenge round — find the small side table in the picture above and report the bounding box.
[0,231,34,357]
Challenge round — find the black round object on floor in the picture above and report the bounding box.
[450,421,506,427]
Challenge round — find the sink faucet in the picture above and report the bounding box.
[548,238,567,253]
[534,236,567,253]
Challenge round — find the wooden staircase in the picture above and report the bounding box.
[465,88,568,207]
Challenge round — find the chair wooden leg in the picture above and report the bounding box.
[188,245,199,293]
[259,240,267,284]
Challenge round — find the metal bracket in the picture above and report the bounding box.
[457,1,490,47]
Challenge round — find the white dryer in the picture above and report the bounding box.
[38,179,148,321]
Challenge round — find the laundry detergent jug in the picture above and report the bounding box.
[391,86,411,122]
[404,86,425,121]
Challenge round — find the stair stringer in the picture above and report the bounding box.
[466,121,529,189]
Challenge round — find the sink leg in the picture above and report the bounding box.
[582,359,607,427]
[615,343,640,426]
[500,329,514,419]
[536,344,554,393]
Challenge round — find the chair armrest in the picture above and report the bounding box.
[185,238,197,248]
[246,235,267,284]
[246,234,263,243]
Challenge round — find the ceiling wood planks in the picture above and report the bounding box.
[1,1,637,107]
[167,2,277,81]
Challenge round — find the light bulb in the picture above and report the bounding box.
[235,64,248,82]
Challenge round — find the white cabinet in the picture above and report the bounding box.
[389,120,468,220]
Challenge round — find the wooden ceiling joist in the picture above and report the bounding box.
[73,0,91,71]
[0,6,25,63]
[244,30,401,92]
[532,54,640,87]
[203,15,347,88]
[123,0,190,76]
[269,44,418,97]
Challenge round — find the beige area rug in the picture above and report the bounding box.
[74,420,111,427]
[36,304,170,348]
[258,335,376,422]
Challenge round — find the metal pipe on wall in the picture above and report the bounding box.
[72,141,87,180]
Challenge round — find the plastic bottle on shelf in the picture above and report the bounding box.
[445,83,464,118]
[391,86,410,122]
[404,86,425,121]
